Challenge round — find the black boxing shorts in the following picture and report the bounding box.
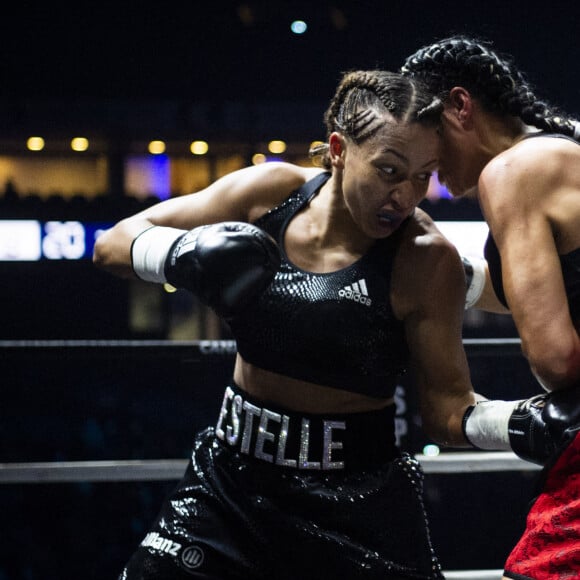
[119,383,444,580]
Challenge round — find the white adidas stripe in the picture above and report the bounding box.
[344,279,368,296]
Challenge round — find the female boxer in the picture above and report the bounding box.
[402,35,580,580]
[94,68,573,579]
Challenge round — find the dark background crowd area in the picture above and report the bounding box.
[2,0,577,577]
[2,183,508,343]
[0,180,529,579]
[1,341,541,579]
[0,188,158,222]
[0,183,485,222]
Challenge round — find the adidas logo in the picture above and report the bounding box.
[338,278,372,306]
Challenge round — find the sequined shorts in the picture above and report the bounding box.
[504,431,580,580]
[119,385,444,580]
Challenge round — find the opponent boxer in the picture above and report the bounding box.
[94,68,576,579]
[402,35,580,580]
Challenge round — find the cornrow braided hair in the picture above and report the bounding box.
[401,35,580,140]
[309,70,443,169]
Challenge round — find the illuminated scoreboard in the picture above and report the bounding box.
[0,219,490,262]
[0,220,112,261]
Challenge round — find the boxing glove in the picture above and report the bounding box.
[132,221,280,318]
[462,385,580,465]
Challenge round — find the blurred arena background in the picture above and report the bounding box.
[1,1,578,578]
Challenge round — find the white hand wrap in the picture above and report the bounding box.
[131,226,185,283]
[463,400,519,450]
[463,255,486,309]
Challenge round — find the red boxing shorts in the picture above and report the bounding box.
[504,432,580,579]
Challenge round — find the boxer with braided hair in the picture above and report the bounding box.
[402,36,580,139]
[97,69,455,580]
[311,69,443,166]
[403,36,580,580]
[95,66,569,579]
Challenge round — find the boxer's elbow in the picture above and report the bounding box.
[525,338,580,391]
[92,229,110,269]
[92,220,137,278]
[93,227,117,270]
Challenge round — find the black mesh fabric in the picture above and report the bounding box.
[228,172,410,398]
[119,428,444,580]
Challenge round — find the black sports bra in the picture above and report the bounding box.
[227,172,410,398]
[485,235,580,321]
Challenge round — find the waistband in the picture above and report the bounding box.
[215,382,398,471]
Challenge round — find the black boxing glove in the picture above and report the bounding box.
[131,222,280,318]
[462,385,580,465]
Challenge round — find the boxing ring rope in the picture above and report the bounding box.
[417,451,541,474]
[0,451,541,484]
[0,337,537,486]
[0,337,525,350]
[0,338,533,580]
[0,453,528,580]
[0,454,517,580]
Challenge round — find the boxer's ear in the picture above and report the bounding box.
[329,132,345,168]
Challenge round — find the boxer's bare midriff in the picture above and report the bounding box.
[233,355,395,414]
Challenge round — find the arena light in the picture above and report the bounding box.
[0,220,42,260]
[268,140,286,154]
[435,221,489,259]
[148,140,166,155]
[422,444,440,457]
[71,137,89,152]
[27,136,45,151]
[290,20,307,34]
[252,153,267,165]
[190,141,209,155]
